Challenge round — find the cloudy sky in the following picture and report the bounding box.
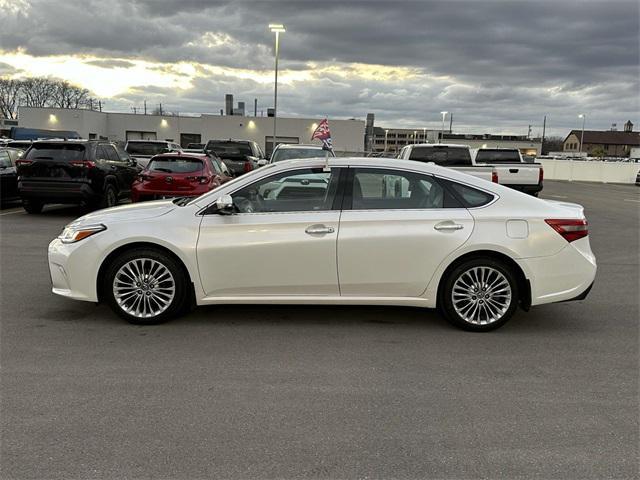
[0,0,638,136]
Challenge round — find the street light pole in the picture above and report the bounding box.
[269,24,285,154]
[422,127,426,143]
[440,111,448,143]
[384,129,389,152]
[578,114,586,153]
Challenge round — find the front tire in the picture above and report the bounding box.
[441,258,519,331]
[99,184,118,209]
[103,248,189,325]
[23,199,44,214]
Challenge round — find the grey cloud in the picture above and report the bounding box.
[0,0,638,135]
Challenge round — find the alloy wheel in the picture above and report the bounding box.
[112,258,176,318]
[451,266,512,325]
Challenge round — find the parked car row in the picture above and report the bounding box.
[398,144,543,196]
[5,136,542,214]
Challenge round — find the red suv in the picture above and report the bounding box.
[131,153,232,202]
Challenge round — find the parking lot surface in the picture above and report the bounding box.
[1,181,638,479]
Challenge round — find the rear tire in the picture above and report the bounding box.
[103,248,189,325]
[23,199,44,214]
[440,257,519,332]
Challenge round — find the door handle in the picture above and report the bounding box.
[434,222,464,231]
[305,224,335,235]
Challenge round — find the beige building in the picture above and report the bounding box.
[563,121,639,157]
[17,107,366,154]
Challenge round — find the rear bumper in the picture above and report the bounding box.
[19,180,99,204]
[131,186,208,202]
[517,236,597,306]
[506,183,543,195]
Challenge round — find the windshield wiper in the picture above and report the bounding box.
[172,196,191,206]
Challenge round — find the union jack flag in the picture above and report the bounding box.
[311,118,333,151]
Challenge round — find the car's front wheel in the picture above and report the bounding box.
[23,199,44,214]
[441,258,519,331]
[103,248,189,324]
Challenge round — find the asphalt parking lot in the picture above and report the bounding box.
[1,180,638,479]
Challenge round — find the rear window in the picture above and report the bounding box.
[408,146,471,166]
[445,181,495,207]
[271,148,330,162]
[126,142,169,156]
[475,149,521,164]
[147,157,204,173]
[25,143,86,162]
[205,141,251,159]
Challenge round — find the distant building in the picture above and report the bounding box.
[16,107,365,154]
[563,120,640,157]
[369,128,541,156]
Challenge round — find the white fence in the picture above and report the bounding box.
[540,159,640,184]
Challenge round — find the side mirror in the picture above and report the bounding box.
[257,159,268,167]
[212,194,234,215]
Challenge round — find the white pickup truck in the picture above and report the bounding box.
[398,144,543,196]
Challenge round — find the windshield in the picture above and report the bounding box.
[147,157,203,173]
[271,148,330,163]
[475,150,521,164]
[408,146,471,166]
[126,142,169,156]
[206,141,251,159]
[0,151,11,168]
[25,143,85,162]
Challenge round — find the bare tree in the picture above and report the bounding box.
[51,80,90,109]
[0,78,22,119]
[19,77,57,108]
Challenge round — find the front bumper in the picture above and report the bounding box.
[48,238,100,302]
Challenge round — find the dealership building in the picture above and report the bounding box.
[16,107,366,155]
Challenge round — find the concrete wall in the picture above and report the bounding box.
[540,159,640,184]
[17,107,365,153]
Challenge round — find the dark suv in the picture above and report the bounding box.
[204,139,266,176]
[17,140,139,213]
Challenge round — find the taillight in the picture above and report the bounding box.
[491,170,499,183]
[137,174,151,181]
[545,219,588,242]
[539,167,544,183]
[70,160,96,168]
[243,161,253,173]
[186,175,210,184]
[15,159,32,167]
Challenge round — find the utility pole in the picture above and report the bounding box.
[159,103,163,116]
[254,98,258,117]
[541,115,546,154]
[132,106,137,114]
[527,124,532,139]
[98,100,102,112]
[449,113,453,133]
[144,100,147,115]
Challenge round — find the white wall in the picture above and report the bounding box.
[18,107,107,138]
[540,159,640,183]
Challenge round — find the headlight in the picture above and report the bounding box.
[59,224,106,243]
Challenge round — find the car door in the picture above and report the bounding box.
[197,167,344,297]
[103,144,133,195]
[337,167,474,297]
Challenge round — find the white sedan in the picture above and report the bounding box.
[48,157,596,331]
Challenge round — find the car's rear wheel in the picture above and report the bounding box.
[441,258,519,331]
[103,248,189,325]
[23,199,43,214]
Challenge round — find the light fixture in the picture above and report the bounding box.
[269,23,286,33]
[48,114,58,124]
[311,123,318,130]
[160,119,168,127]
[248,120,256,129]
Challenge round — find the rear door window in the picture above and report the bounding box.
[25,144,86,162]
[475,150,521,164]
[0,151,11,168]
[408,146,472,166]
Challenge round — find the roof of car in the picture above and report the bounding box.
[274,144,325,150]
[409,143,471,149]
[126,140,174,144]
[150,152,209,159]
